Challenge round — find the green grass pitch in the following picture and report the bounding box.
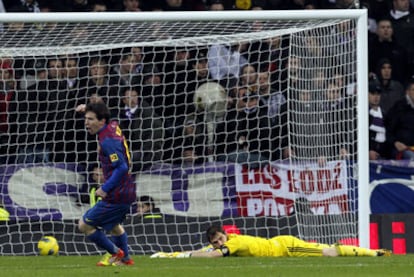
[1,255,413,277]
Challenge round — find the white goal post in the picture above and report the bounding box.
[0,10,369,255]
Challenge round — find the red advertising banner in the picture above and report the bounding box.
[235,161,349,216]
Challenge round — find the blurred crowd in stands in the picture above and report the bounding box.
[0,0,414,172]
[0,0,391,13]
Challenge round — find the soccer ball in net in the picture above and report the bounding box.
[194,82,227,118]
[37,236,59,256]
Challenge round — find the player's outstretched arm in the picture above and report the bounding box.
[150,249,223,258]
[189,249,223,258]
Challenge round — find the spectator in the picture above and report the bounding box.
[51,55,84,163]
[163,47,193,127]
[175,113,209,166]
[288,88,321,162]
[332,70,357,96]
[280,55,302,93]
[234,0,252,9]
[122,0,141,11]
[63,55,82,90]
[257,69,287,121]
[39,57,73,162]
[251,0,269,9]
[208,43,248,82]
[281,0,317,9]
[102,0,124,11]
[162,0,189,11]
[323,82,354,159]
[249,35,290,89]
[64,24,90,46]
[320,0,358,8]
[0,60,15,164]
[215,86,272,168]
[375,58,405,117]
[289,69,355,164]
[9,58,59,164]
[18,57,66,163]
[368,79,388,160]
[239,64,257,87]
[368,18,408,83]
[131,47,144,73]
[39,0,90,12]
[385,80,414,160]
[80,56,119,116]
[257,69,288,160]
[388,0,414,78]
[77,163,104,205]
[88,164,104,204]
[111,50,141,88]
[141,64,167,121]
[92,0,107,12]
[185,51,212,114]
[136,196,161,217]
[46,57,65,84]
[116,87,165,172]
[131,46,155,75]
[208,0,225,10]
[368,0,392,24]
[189,51,211,84]
[0,58,15,91]
[19,58,47,90]
[8,0,40,12]
[38,2,53,12]
[69,0,91,12]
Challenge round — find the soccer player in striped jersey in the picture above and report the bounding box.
[152,225,391,258]
[78,102,136,266]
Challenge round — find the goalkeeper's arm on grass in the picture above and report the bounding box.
[150,246,223,258]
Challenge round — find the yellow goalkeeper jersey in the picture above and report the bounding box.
[224,234,329,257]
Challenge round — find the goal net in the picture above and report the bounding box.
[0,10,369,255]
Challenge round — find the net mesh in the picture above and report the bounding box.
[0,14,361,255]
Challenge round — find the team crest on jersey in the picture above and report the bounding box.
[110,153,119,162]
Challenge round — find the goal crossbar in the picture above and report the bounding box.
[0,10,367,23]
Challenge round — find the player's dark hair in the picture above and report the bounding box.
[405,79,414,91]
[206,226,226,243]
[138,195,155,209]
[85,102,110,123]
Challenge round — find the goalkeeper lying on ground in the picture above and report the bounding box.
[97,225,239,266]
[151,225,391,258]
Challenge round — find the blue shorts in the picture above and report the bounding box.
[82,201,130,231]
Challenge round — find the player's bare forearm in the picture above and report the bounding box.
[95,187,107,199]
[190,249,223,258]
[151,249,224,259]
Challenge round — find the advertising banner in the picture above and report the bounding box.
[2,160,413,220]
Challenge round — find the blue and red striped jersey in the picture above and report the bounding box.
[97,121,136,204]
